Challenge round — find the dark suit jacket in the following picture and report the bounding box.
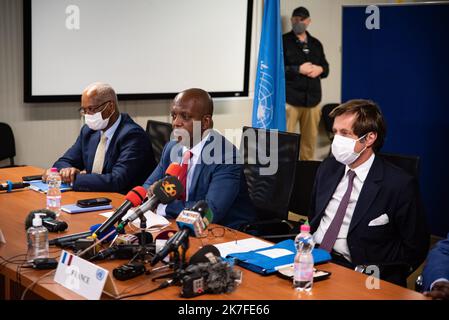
[53,113,155,194]
[423,233,449,291]
[309,156,429,285]
[143,130,255,230]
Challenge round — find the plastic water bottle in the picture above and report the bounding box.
[26,213,49,262]
[47,167,62,217]
[293,221,315,292]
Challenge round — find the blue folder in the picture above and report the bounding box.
[28,180,72,193]
[227,239,331,275]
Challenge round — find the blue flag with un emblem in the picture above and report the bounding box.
[252,0,286,130]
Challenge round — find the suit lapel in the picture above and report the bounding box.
[88,131,101,172]
[102,116,124,171]
[188,135,215,198]
[348,157,383,234]
[311,163,345,228]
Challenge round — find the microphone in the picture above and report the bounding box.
[91,186,147,239]
[189,245,221,265]
[179,245,241,298]
[165,162,183,178]
[117,175,184,231]
[150,200,213,266]
[90,243,153,261]
[49,230,92,246]
[0,181,30,192]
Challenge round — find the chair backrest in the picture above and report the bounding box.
[146,120,173,164]
[289,160,322,217]
[378,152,420,180]
[0,122,16,165]
[240,126,300,221]
[321,103,339,139]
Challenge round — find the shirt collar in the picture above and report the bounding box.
[102,114,121,141]
[345,153,375,182]
[182,132,210,159]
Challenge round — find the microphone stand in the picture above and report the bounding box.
[150,237,189,284]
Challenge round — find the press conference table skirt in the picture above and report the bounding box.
[0,166,426,300]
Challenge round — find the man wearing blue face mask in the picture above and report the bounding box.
[42,82,155,194]
[308,99,429,287]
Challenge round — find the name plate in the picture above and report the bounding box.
[54,250,108,300]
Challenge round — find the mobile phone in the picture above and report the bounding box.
[22,175,43,181]
[76,197,112,208]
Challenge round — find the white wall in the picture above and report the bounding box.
[0,0,422,169]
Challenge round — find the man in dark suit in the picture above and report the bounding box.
[423,234,449,299]
[309,99,429,286]
[143,88,255,230]
[43,82,155,194]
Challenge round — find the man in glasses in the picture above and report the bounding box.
[283,6,329,160]
[42,82,155,194]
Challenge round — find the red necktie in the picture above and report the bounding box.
[178,151,192,201]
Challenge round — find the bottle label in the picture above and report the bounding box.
[47,196,61,208]
[294,262,313,282]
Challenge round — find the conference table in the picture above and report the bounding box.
[0,166,426,300]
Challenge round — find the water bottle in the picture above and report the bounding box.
[293,221,315,292]
[47,167,62,217]
[26,213,49,262]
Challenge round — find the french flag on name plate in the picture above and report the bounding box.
[61,251,74,266]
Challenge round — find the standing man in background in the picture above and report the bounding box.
[283,6,329,160]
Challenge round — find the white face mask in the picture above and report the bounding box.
[331,134,367,165]
[84,104,114,131]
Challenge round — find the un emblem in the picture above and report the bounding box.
[96,269,105,281]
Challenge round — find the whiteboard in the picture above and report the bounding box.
[24,0,252,102]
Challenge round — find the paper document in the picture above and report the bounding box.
[214,237,272,258]
[99,209,170,229]
[256,248,293,259]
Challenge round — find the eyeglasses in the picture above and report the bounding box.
[79,100,111,116]
[197,226,238,247]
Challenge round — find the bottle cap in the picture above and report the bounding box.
[32,213,46,227]
[300,220,310,232]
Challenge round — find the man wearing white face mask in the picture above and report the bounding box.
[42,82,155,194]
[308,99,429,287]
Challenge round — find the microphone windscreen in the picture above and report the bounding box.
[126,186,147,207]
[165,162,183,177]
[189,245,221,265]
[153,176,184,204]
[90,223,117,242]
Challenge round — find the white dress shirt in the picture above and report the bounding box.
[156,133,210,216]
[313,153,375,262]
[102,114,121,153]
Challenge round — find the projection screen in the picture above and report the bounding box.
[24,0,252,102]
